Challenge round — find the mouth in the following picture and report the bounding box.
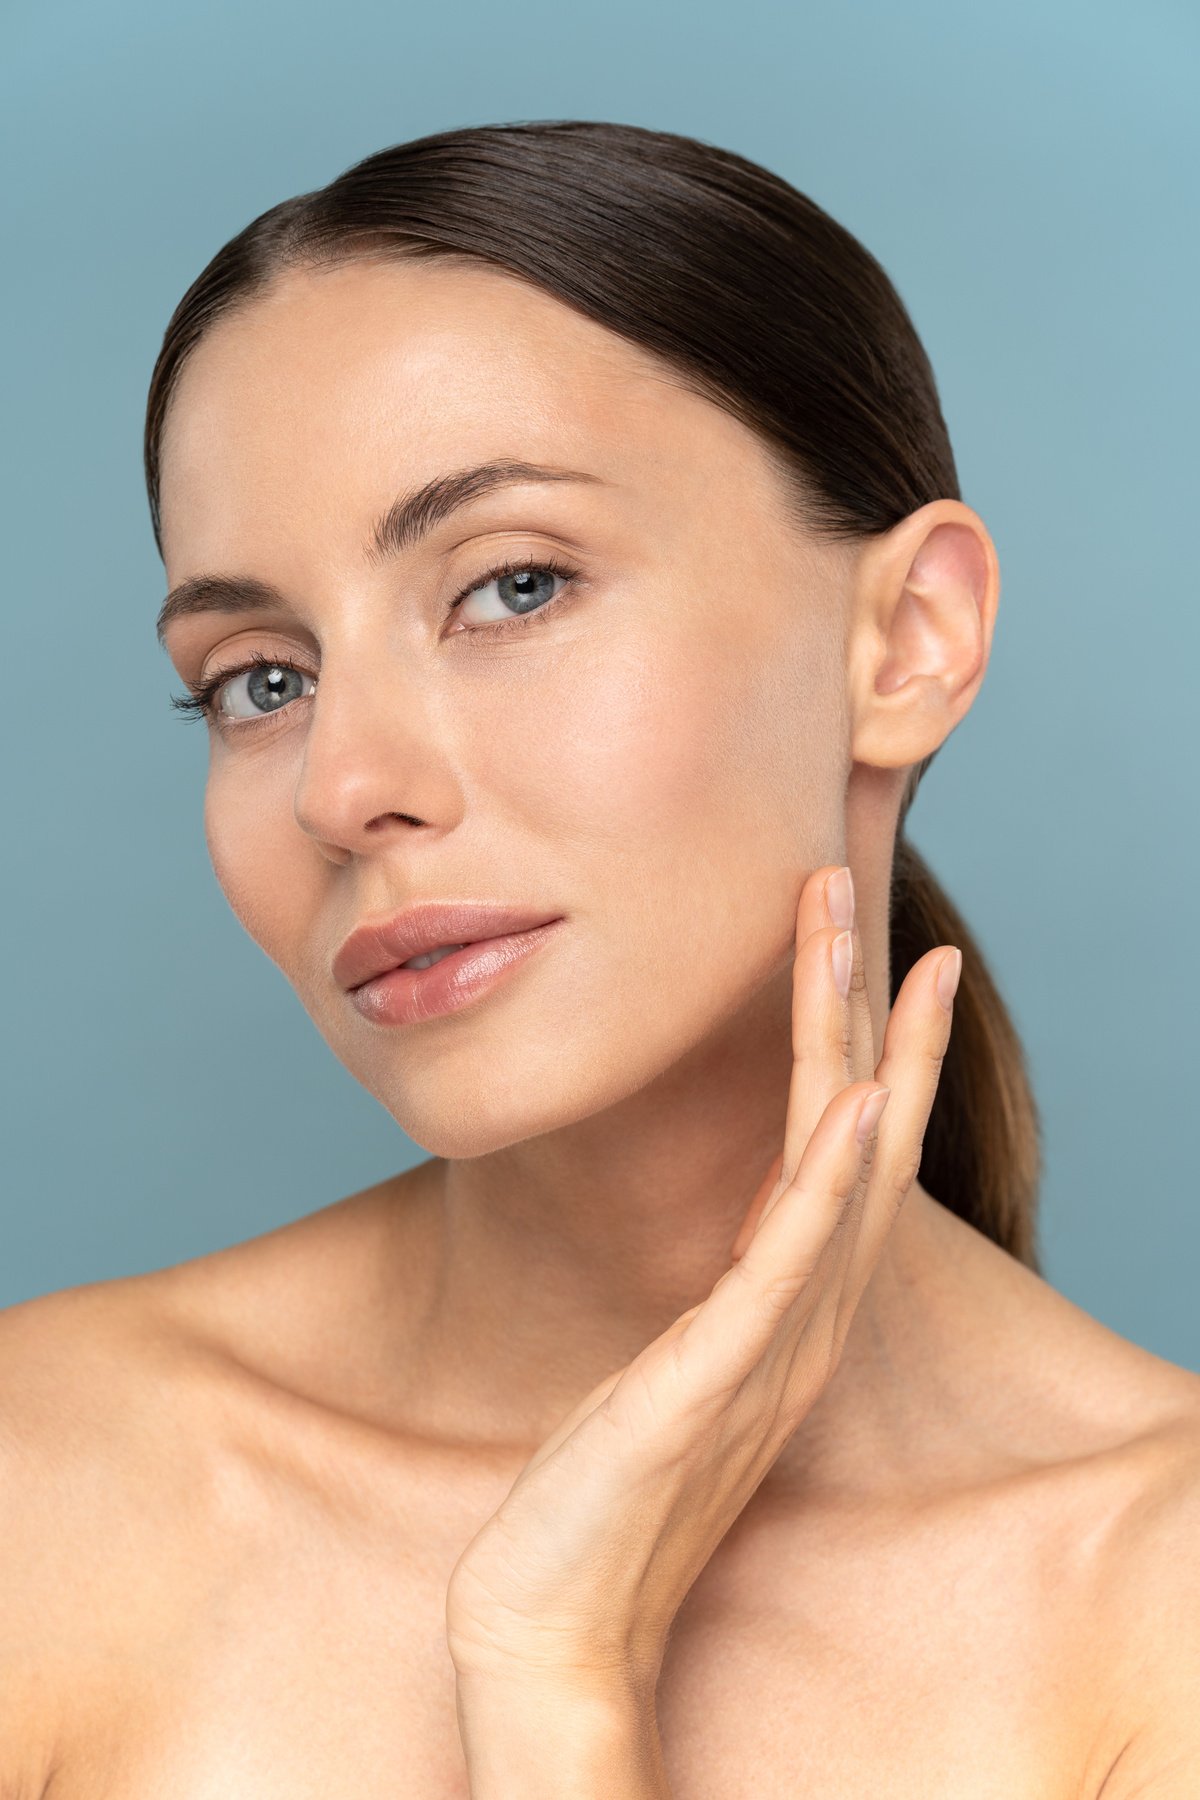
[333,903,565,994]
[347,919,566,1027]
[397,941,472,971]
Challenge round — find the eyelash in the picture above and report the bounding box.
[169,554,581,734]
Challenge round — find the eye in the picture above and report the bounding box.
[170,555,584,734]
[209,655,316,723]
[216,658,316,720]
[449,556,578,635]
[170,649,318,734]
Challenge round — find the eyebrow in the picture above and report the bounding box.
[155,458,608,648]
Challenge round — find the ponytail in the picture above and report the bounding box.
[143,120,1044,1263]
[889,834,1043,1271]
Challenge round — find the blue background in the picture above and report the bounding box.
[2,0,1196,1368]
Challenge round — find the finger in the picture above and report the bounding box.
[729,1148,784,1262]
[731,865,846,1253]
[739,865,872,1252]
[523,1289,714,1475]
[841,943,961,1295]
[521,1362,630,1475]
[773,910,868,1199]
[676,1079,891,1394]
[796,864,874,1086]
[809,916,878,1257]
[794,860,844,945]
[830,871,879,1092]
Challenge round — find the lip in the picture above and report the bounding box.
[333,901,566,994]
[347,919,566,1028]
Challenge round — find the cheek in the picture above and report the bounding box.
[203,757,315,969]
[494,620,843,871]
[481,618,845,976]
[188,617,847,1152]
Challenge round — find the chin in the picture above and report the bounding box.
[304,947,727,1158]
[360,1082,572,1161]
[344,1031,660,1162]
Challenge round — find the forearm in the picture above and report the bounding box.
[455,1674,673,1798]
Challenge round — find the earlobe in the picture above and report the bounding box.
[848,500,998,769]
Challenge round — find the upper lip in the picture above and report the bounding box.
[333,902,564,992]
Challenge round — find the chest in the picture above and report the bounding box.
[47,1484,1118,1799]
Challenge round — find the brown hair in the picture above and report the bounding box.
[143,119,1043,1271]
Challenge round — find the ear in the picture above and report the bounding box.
[847,499,999,771]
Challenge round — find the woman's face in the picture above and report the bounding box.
[158,257,856,1155]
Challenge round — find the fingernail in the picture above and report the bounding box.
[832,929,853,998]
[936,948,963,1010]
[856,1085,891,1144]
[827,866,855,930]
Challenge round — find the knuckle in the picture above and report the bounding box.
[830,1177,863,1223]
[726,1255,760,1294]
[890,1141,924,1195]
[857,1130,881,1180]
[754,1275,807,1326]
[830,1179,864,1229]
[718,1256,767,1311]
[835,1006,855,1076]
[831,1170,867,1238]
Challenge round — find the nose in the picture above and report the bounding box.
[291,648,460,860]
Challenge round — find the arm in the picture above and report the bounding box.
[456,1674,672,1798]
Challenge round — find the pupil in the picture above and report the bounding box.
[498,568,554,614]
[247,664,302,712]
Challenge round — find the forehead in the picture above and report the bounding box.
[157,256,790,571]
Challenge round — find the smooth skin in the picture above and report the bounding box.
[447,896,912,1692]
[449,865,955,1797]
[2,256,1199,1797]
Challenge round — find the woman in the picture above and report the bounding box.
[3,120,1197,1797]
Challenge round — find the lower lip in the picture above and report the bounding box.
[348,919,566,1027]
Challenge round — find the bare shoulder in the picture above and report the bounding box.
[981,1223,1200,1796]
[0,1269,210,1477]
[0,1158,436,1590]
[0,1170,436,1794]
[931,1208,1200,1794]
[0,1162,427,1513]
[0,1275,205,1793]
[1091,1390,1200,1798]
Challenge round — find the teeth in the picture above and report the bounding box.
[402,942,467,971]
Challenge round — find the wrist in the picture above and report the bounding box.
[455,1671,671,1798]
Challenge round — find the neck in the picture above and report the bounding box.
[383,951,969,1499]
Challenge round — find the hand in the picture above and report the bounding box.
[445,863,960,1704]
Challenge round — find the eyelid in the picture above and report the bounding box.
[217,658,317,720]
[170,647,316,735]
[171,548,585,735]
[446,552,580,631]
